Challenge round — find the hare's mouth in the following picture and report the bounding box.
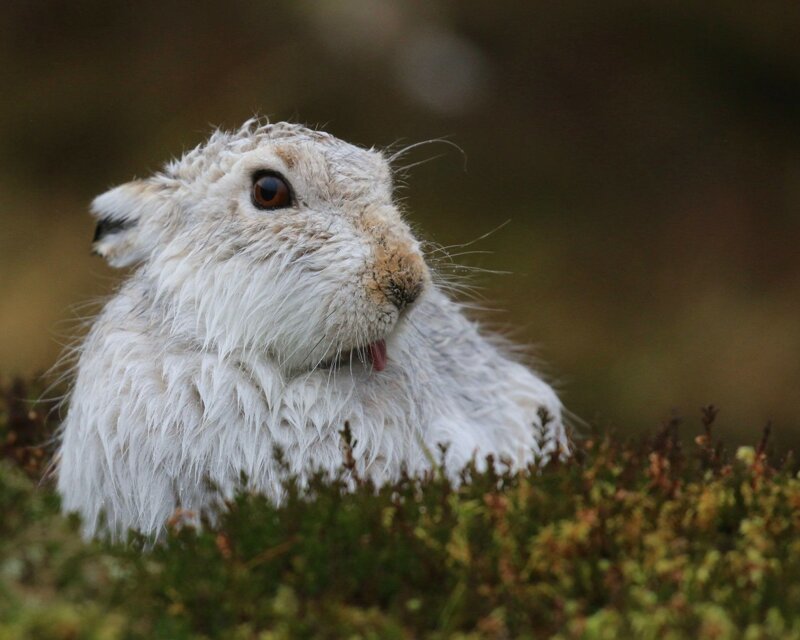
[317,339,388,373]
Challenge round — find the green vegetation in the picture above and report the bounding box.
[2,379,800,639]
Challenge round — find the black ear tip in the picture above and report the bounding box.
[93,217,133,243]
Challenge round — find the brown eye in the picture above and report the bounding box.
[252,172,292,210]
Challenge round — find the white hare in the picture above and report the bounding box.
[56,120,570,539]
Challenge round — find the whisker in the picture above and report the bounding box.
[387,138,468,171]
[396,153,447,173]
[435,219,512,252]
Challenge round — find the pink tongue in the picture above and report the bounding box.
[367,339,388,372]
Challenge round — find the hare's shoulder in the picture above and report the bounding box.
[411,290,563,428]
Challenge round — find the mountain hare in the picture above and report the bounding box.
[57,120,570,539]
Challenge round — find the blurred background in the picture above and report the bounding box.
[2,1,799,447]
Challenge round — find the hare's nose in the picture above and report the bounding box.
[368,223,429,311]
[384,276,423,311]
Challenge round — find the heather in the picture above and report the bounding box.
[3,379,799,639]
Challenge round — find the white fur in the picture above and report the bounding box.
[56,120,570,539]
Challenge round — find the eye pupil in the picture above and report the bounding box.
[259,177,279,200]
[252,173,291,210]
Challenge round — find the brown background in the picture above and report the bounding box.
[2,1,799,447]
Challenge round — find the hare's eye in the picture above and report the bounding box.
[252,172,292,210]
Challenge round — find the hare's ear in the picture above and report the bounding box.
[91,180,160,268]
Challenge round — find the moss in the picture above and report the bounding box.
[2,379,800,638]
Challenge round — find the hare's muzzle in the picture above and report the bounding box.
[370,243,428,313]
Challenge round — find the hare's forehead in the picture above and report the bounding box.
[165,133,392,201]
[178,137,392,198]
[247,139,390,185]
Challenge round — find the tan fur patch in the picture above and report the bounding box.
[360,208,428,308]
[274,146,297,170]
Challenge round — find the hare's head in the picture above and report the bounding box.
[91,120,429,373]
